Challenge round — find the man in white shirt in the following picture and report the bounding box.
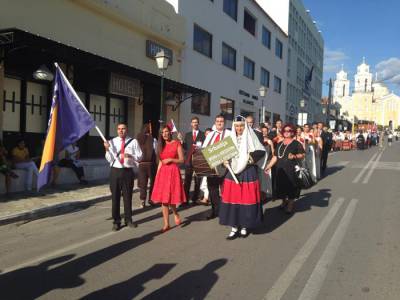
[202,114,231,220]
[104,123,142,231]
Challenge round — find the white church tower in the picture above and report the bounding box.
[333,65,350,100]
[354,57,373,93]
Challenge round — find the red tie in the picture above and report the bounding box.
[193,131,197,142]
[214,132,221,143]
[120,138,125,165]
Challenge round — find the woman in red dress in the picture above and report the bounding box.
[151,125,186,232]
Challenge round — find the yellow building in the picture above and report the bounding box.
[333,59,400,129]
[0,0,203,157]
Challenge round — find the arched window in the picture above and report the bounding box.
[343,84,346,96]
[365,79,368,92]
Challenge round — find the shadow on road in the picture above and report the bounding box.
[253,189,331,235]
[320,165,345,179]
[141,259,227,300]
[0,230,162,300]
[80,263,176,300]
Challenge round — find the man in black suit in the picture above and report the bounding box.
[182,116,205,205]
[318,122,333,175]
[246,115,263,144]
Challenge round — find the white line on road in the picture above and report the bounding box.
[262,197,346,300]
[0,231,115,275]
[352,151,379,184]
[362,149,385,184]
[297,198,359,300]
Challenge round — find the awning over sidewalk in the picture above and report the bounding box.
[0,28,206,96]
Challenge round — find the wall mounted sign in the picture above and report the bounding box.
[109,73,141,98]
[242,99,254,106]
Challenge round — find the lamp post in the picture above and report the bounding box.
[327,78,333,126]
[299,99,306,126]
[259,86,268,123]
[155,50,170,123]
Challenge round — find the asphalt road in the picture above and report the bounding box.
[0,141,399,300]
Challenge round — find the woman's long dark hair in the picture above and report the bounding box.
[158,125,171,156]
[136,123,151,146]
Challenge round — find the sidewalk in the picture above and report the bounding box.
[0,181,141,225]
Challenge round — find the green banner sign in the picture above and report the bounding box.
[201,136,238,169]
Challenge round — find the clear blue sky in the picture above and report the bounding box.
[302,0,400,96]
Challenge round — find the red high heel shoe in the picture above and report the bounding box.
[174,216,182,226]
[161,226,170,233]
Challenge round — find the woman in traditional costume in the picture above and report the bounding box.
[219,116,266,240]
[274,124,305,214]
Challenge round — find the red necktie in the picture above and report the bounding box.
[214,132,221,143]
[193,131,197,142]
[120,138,125,165]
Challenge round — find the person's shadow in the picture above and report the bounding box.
[254,189,331,235]
[80,263,176,300]
[0,230,161,300]
[142,259,228,300]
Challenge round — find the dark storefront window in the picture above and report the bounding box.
[220,97,235,120]
[191,93,211,115]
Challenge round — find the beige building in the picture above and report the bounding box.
[333,59,400,129]
[0,0,203,157]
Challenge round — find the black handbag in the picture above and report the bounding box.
[294,161,314,189]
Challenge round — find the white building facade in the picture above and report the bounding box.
[257,0,324,124]
[166,0,288,130]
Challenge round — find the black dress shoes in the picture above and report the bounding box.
[126,221,138,228]
[206,212,217,220]
[112,223,121,231]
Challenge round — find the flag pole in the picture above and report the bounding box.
[54,63,107,143]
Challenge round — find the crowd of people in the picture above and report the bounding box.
[103,115,338,240]
[0,138,88,196]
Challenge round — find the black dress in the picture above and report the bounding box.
[275,140,305,199]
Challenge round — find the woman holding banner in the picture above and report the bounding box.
[151,125,186,232]
[219,116,266,240]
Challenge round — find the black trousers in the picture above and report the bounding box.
[138,162,156,201]
[321,148,330,172]
[207,176,223,215]
[110,167,134,224]
[58,159,84,180]
[184,166,201,202]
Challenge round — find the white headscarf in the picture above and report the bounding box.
[229,116,266,174]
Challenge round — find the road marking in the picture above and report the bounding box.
[362,149,385,184]
[298,198,359,300]
[263,197,346,300]
[352,151,379,183]
[0,231,115,275]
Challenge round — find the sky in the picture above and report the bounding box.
[302,0,400,96]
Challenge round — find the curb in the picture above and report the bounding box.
[0,188,139,226]
[0,194,110,226]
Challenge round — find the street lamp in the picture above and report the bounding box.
[33,64,54,81]
[155,50,170,123]
[259,86,268,123]
[299,99,305,110]
[299,99,306,126]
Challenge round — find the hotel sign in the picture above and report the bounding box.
[146,40,173,65]
[109,73,141,98]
